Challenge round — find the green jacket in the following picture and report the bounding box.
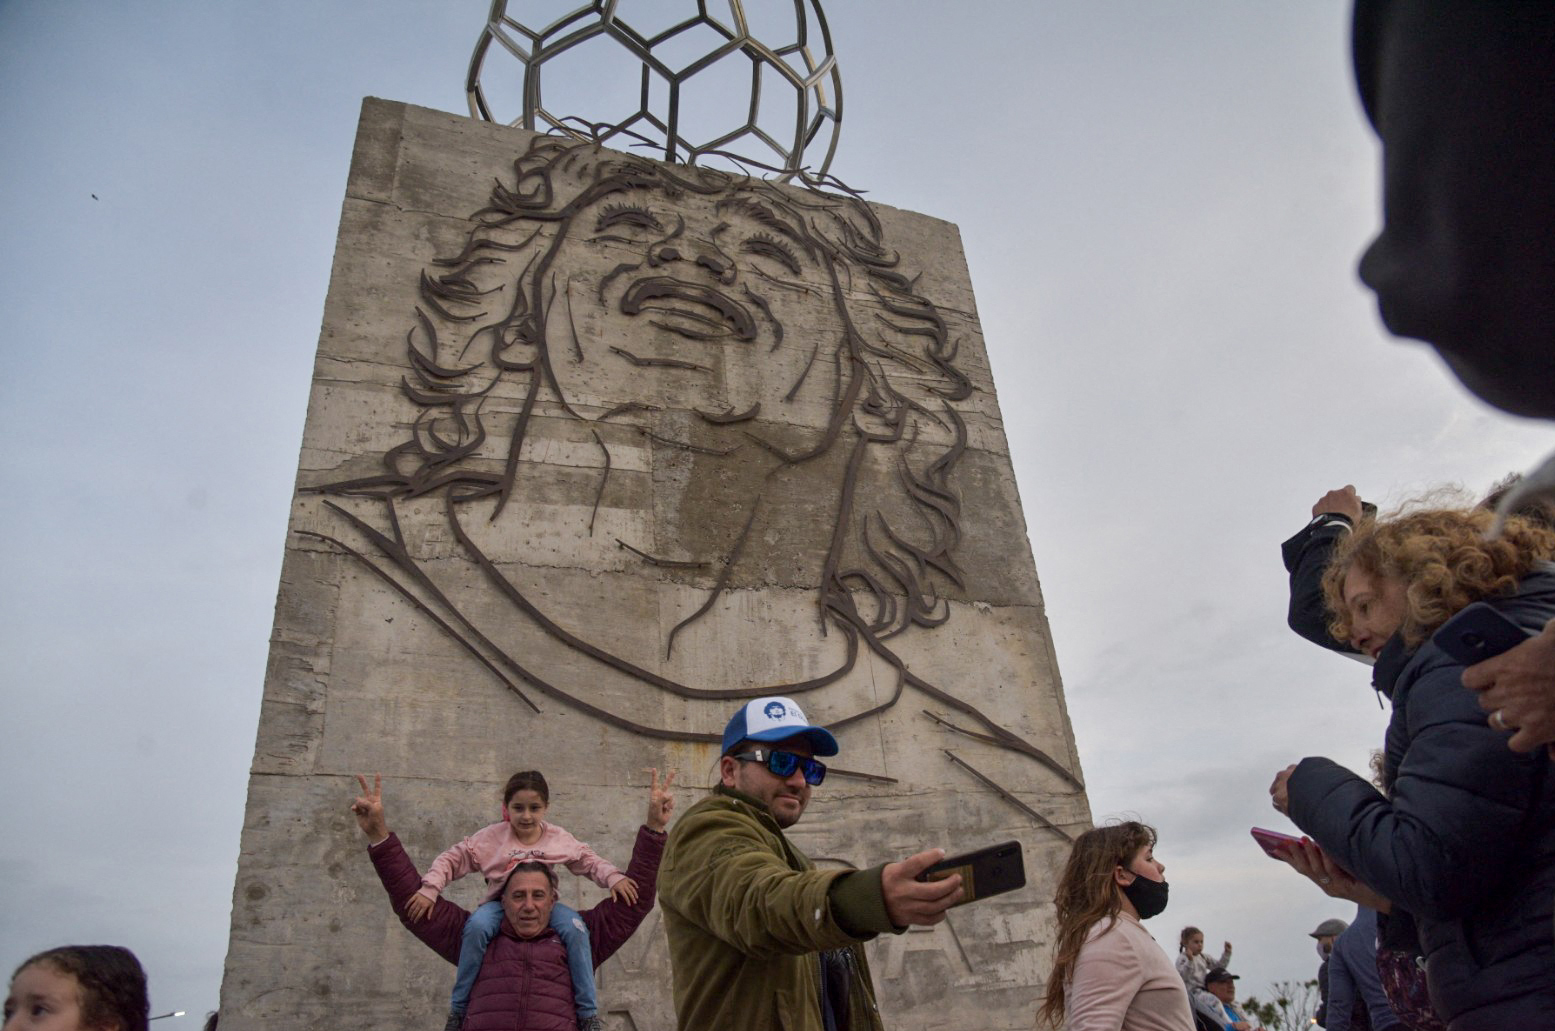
[658,786,897,1031]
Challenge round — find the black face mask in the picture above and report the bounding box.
[1121,872,1170,919]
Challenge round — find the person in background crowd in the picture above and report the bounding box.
[3,946,149,1031]
[1039,821,1193,1031]
[1198,968,1263,1031]
[1176,927,1232,991]
[1325,907,1403,1031]
[1271,507,1555,1029]
[1310,918,1349,1028]
[1175,926,1232,1025]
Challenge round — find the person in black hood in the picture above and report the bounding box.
[1347,1,1555,749]
[1269,506,1555,1030]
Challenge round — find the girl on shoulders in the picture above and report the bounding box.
[412,770,638,1031]
[1176,926,1233,1020]
[1175,927,1232,990]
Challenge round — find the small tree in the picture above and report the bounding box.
[1241,978,1319,1031]
[1242,995,1281,1026]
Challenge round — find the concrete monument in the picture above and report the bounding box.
[219,92,1089,1030]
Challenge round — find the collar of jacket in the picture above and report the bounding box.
[1370,633,1411,698]
[712,784,786,833]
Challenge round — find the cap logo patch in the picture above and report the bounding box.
[763,701,788,720]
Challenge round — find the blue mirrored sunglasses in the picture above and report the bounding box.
[732,747,827,785]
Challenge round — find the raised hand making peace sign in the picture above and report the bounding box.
[350,772,389,842]
[644,767,677,833]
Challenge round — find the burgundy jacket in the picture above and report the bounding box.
[369,825,665,1029]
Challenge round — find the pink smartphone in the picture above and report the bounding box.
[1251,827,1301,859]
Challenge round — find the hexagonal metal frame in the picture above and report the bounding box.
[465,0,842,181]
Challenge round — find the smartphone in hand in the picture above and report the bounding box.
[916,840,1025,907]
[1432,602,1531,665]
[1250,827,1301,859]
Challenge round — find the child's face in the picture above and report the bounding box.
[503,789,548,844]
[1186,934,1203,956]
[4,963,87,1031]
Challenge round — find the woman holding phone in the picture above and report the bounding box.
[1270,506,1555,1030]
[1038,821,1193,1031]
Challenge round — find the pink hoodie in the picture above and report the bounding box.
[415,820,625,904]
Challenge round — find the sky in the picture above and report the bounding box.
[2,0,1552,1021]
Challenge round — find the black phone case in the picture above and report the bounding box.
[917,840,1025,907]
[1432,602,1530,665]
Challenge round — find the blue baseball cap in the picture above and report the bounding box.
[721,696,838,757]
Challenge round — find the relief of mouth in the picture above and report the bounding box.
[620,276,757,340]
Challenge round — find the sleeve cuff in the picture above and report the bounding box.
[827,864,897,938]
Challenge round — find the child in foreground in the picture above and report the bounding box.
[4,945,150,1031]
[410,770,636,1031]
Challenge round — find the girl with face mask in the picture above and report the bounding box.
[1038,822,1194,1031]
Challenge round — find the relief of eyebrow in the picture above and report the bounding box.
[305,133,1082,793]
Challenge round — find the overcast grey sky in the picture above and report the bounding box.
[3,0,1551,1020]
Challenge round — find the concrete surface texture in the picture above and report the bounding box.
[220,97,1091,1030]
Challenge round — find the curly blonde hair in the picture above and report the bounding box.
[1322,507,1555,648]
[1038,821,1156,1029]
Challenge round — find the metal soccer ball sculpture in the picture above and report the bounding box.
[466,0,842,180]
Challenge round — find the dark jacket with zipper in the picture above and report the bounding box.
[1287,568,1555,1030]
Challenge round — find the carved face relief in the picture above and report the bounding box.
[536,185,841,434]
[310,135,1049,756]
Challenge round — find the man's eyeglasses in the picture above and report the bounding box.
[731,747,827,786]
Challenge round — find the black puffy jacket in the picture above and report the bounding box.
[1287,568,1555,1031]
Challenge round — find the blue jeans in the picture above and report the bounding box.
[449,899,597,1020]
[550,901,598,1020]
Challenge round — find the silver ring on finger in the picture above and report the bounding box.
[1491,709,1510,732]
[1319,876,1332,885]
